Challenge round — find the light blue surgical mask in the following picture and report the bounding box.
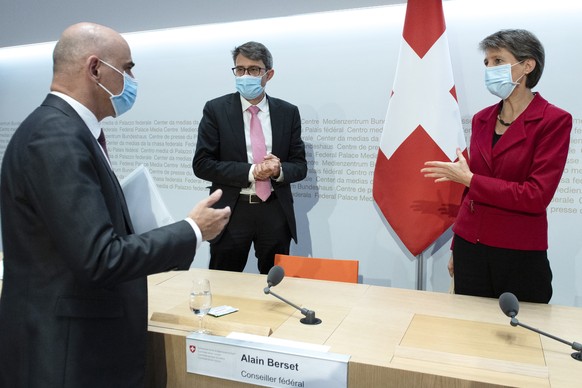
[97,60,138,117]
[235,74,265,100]
[484,61,524,100]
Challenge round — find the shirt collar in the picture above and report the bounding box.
[240,94,269,113]
[50,91,101,140]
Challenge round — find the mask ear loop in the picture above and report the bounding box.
[512,60,528,85]
[514,73,526,85]
[97,82,115,97]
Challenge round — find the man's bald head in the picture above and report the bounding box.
[50,22,134,120]
[53,22,126,75]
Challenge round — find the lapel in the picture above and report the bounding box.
[226,93,248,160]
[472,99,537,171]
[493,94,546,157]
[266,95,283,156]
[89,131,135,234]
[100,155,135,234]
[492,117,527,159]
[473,104,496,173]
[473,96,544,173]
[43,94,134,234]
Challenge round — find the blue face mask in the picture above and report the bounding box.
[98,60,138,117]
[235,75,265,100]
[484,62,524,100]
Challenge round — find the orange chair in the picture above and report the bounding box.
[274,254,359,283]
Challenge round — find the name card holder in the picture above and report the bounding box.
[186,332,350,388]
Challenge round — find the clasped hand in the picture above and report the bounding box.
[421,148,473,187]
[253,153,280,181]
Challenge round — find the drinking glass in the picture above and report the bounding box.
[189,278,212,334]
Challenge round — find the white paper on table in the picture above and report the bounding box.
[120,164,174,234]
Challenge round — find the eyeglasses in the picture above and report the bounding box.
[231,66,267,77]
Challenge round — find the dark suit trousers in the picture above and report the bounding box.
[453,235,553,303]
[209,195,291,274]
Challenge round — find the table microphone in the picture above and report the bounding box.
[266,265,285,288]
[499,292,582,361]
[264,265,322,325]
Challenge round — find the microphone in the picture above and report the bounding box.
[263,265,322,325]
[499,291,519,318]
[266,265,284,288]
[499,292,582,361]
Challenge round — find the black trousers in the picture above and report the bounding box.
[209,195,291,274]
[452,235,553,303]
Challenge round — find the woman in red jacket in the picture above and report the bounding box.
[422,29,572,303]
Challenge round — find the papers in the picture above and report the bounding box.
[208,305,239,317]
[120,165,174,233]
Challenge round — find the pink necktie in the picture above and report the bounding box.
[98,129,110,161]
[248,105,271,201]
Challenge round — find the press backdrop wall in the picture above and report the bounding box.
[1,0,581,306]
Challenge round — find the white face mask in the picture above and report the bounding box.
[484,61,524,99]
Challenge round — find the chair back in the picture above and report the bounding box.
[274,254,359,283]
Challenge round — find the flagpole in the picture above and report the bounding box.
[416,252,425,290]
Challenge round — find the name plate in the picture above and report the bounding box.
[186,332,350,387]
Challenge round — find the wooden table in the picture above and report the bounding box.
[146,268,582,387]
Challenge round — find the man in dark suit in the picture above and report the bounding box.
[193,41,307,275]
[0,22,231,387]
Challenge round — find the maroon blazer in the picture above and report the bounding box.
[453,93,572,250]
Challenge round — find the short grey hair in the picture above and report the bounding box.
[479,29,545,89]
[231,41,273,70]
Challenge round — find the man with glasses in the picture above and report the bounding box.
[193,41,307,274]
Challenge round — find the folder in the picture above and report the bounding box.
[120,164,174,234]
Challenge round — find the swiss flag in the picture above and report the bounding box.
[373,0,466,256]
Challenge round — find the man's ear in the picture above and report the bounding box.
[87,55,101,81]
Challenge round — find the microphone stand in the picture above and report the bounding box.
[264,287,322,325]
[511,317,582,361]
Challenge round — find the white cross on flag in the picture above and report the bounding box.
[373,0,466,256]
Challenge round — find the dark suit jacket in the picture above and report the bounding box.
[453,93,572,250]
[193,93,307,242]
[0,94,198,387]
